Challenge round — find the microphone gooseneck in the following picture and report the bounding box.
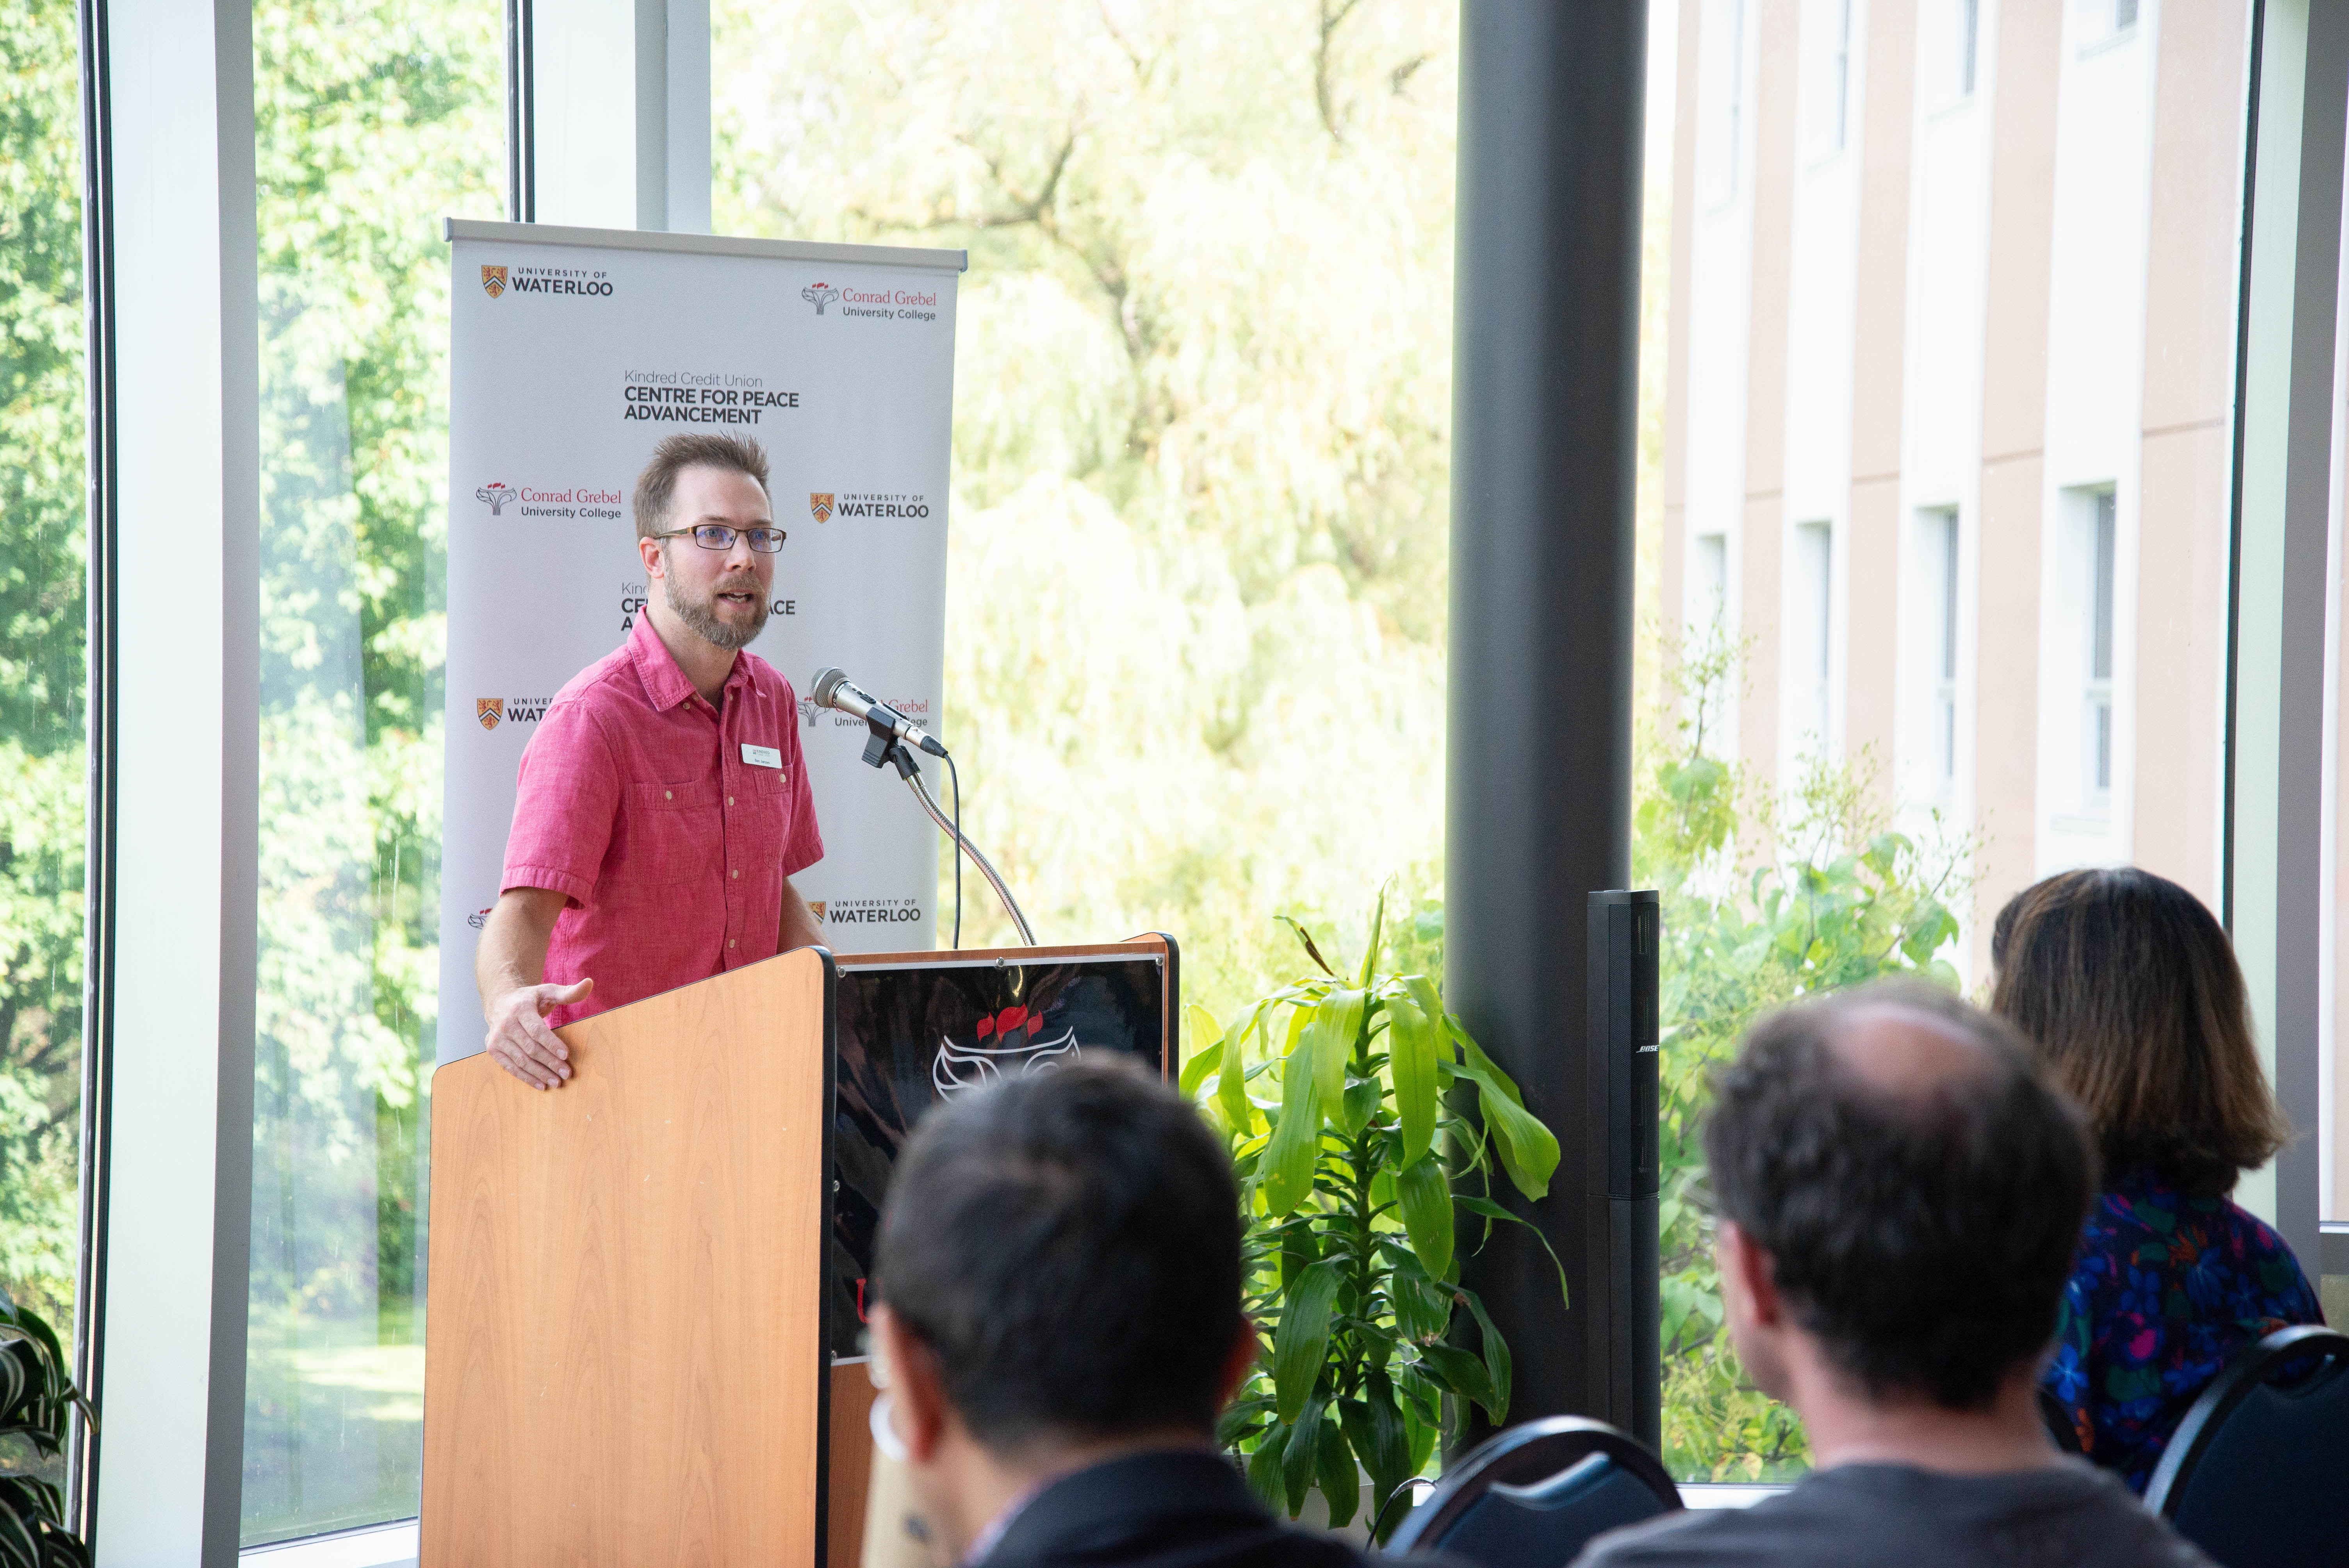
[807,663,1034,946]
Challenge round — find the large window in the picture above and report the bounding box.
[1654,0,2250,1479]
[0,0,88,1378]
[238,0,501,1543]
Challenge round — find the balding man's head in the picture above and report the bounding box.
[1704,980,2095,1410]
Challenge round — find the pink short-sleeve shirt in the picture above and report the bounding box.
[501,614,823,1028]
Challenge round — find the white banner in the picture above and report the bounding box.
[437,220,963,1064]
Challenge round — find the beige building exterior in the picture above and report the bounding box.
[1661,0,2240,971]
[1656,0,2349,1203]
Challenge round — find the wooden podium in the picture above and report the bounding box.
[421,947,837,1566]
[421,937,1174,1566]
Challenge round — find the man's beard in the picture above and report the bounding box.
[664,563,769,651]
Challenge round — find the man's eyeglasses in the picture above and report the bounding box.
[651,523,787,554]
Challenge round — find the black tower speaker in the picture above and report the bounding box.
[1585,889,1661,1448]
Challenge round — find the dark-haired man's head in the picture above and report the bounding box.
[871,1060,1255,1557]
[1704,981,2094,1466]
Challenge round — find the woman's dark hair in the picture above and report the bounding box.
[1990,866,2288,1199]
[1705,980,2094,1410]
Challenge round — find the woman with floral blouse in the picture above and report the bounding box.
[1991,867,2323,1494]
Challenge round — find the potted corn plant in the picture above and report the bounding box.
[1184,893,1565,1539]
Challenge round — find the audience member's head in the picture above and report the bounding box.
[1705,980,2094,1419]
[1991,867,2287,1199]
[871,1059,1254,1554]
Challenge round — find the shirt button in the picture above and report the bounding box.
[729,938,736,948]
[664,790,673,800]
[727,795,734,807]
[731,868,740,879]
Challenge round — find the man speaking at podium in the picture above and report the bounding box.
[475,433,825,1089]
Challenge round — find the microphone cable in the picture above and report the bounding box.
[945,749,962,949]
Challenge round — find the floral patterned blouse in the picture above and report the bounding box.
[2042,1167,2324,1493]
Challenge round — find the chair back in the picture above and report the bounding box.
[1385,1416,1681,1567]
[2142,1324,2349,1568]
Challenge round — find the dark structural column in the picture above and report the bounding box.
[1447,0,1649,1434]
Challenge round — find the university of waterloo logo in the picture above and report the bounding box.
[477,481,516,515]
[477,698,503,731]
[807,900,827,921]
[932,1006,1082,1098]
[481,265,508,298]
[800,282,839,315]
[809,492,834,523]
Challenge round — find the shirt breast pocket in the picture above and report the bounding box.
[622,779,724,890]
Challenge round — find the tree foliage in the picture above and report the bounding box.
[715,0,1460,1020]
[239,0,500,1540]
[1640,631,1971,1480]
[0,0,89,1329]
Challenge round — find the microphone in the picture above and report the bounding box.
[809,666,947,757]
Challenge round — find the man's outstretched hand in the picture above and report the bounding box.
[484,977,592,1089]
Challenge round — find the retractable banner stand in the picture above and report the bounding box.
[436,219,964,1064]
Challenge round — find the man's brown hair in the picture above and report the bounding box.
[631,433,771,540]
[1991,867,2288,1198]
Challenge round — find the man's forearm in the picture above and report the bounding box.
[476,888,561,1009]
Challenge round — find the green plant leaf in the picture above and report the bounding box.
[1314,1408,1358,1527]
[1358,884,1388,990]
[1281,1397,1324,1516]
[1394,1153,1453,1280]
[1458,1286,1513,1425]
[1383,1246,1452,1343]
[1180,1003,1225,1095]
[1277,916,1338,977]
[1340,1374,1411,1526]
[1259,1014,1324,1216]
[1216,1396,1274,1450]
[1309,989,1365,1110]
[1339,1077,1381,1139]
[1414,1341,1495,1418]
[1449,1031,1561,1198]
[1280,1222,1319,1290]
[1245,1432,1288,1511]
[1454,1196,1570,1307]
[0,1504,36,1568]
[0,1350,23,1426]
[1220,1002,1266,1133]
[1271,1260,1343,1425]
[1407,1408,1438,1481]
[1384,991,1438,1169]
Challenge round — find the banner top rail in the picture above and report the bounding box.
[442,217,969,273]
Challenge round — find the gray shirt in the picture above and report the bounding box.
[1570,1461,2217,1568]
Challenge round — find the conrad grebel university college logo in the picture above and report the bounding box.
[801,281,840,315]
[476,481,516,515]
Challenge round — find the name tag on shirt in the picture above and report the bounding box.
[742,743,783,770]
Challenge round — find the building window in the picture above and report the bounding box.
[1821,0,1853,154]
[1693,532,1729,631]
[1794,521,1833,752]
[1959,0,1981,97]
[2086,488,2117,804]
[1925,508,1960,789]
[1704,0,1747,208]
